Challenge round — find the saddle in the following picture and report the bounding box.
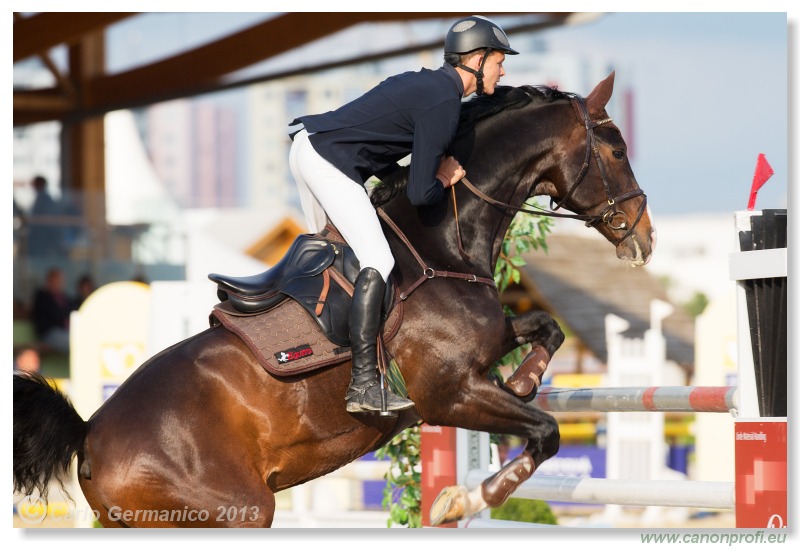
[208,230,404,379]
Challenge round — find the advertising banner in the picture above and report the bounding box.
[735,419,787,528]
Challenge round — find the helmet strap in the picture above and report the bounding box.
[457,48,492,96]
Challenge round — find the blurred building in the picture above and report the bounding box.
[144,99,239,208]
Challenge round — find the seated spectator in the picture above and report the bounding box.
[32,267,71,354]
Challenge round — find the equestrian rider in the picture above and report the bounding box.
[288,15,518,413]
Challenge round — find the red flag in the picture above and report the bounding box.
[747,153,774,210]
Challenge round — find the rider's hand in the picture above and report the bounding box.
[436,156,466,188]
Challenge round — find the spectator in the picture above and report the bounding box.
[72,273,96,310]
[27,175,63,257]
[32,267,71,354]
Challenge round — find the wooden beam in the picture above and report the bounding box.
[14,89,74,112]
[85,13,464,110]
[62,30,108,265]
[13,12,137,62]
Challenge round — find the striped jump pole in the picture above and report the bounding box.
[464,470,736,510]
[534,386,738,414]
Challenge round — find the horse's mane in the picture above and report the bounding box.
[370,85,571,206]
[456,85,568,136]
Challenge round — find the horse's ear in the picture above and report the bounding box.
[586,71,615,115]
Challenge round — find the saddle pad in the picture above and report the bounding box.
[210,296,403,377]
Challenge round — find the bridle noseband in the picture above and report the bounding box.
[459,93,648,246]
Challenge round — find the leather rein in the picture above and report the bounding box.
[375,94,647,301]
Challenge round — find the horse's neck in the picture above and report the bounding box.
[384,101,563,281]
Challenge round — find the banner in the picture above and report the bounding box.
[735,419,787,528]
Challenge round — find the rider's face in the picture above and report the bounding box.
[480,51,506,95]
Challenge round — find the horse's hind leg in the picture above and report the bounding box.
[84,468,276,527]
[204,485,276,528]
[422,374,560,526]
[165,473,276,527]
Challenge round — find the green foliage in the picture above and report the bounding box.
[490,497,558,525]
[494,207,553,294]
[683,291,709,318]
[374,425,421,528]
[377,210,551,527]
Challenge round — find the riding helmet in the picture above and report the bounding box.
[444,15,519,56]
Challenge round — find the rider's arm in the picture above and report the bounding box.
[406,102,460,206]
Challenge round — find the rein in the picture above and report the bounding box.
[456,94,648,247]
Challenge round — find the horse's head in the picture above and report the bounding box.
[546,72,655,266]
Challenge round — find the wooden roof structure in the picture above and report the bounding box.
[517,233,695,367]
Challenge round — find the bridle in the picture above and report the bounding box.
[458,93,648,247]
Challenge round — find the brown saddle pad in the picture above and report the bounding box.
[210,296,403,377]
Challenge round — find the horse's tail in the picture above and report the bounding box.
[13,371,88,502]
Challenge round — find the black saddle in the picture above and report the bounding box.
[209,233,393,348]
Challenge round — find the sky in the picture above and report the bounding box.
[5,1,798,546]
[534,12,788,216]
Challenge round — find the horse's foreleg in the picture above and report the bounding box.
[494,311,565,401]
[501,310,564,358]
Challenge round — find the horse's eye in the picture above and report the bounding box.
[613,150,625,160]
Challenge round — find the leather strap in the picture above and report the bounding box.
[452,185,471,261]
[315,269,331,316]
[376,207,496,301]
[327,265,354,297]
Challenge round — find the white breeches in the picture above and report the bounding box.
[289,129,395,282]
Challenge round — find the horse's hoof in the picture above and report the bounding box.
[429,485,469,526]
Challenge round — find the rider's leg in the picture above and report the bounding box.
[291,130,414,412]
[289,131,327,234]
[344,266,414,412]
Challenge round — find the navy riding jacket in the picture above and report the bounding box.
[291,63,464,206]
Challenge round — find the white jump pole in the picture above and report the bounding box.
[464,470,735,510]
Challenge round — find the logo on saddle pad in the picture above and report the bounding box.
[275,344,314,364]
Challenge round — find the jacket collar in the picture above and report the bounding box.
[440,63,465,97]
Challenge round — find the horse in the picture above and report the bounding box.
[13,72,654,527]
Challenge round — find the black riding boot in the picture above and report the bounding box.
[345,267,415,413]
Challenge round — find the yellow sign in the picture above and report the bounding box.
[70,281,151,418]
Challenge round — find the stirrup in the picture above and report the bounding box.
[345,379,414,416]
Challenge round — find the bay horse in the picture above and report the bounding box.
[13,72,654,527]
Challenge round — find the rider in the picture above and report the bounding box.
[288,15,518,413]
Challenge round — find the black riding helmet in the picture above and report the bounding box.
[444,15,519,95]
